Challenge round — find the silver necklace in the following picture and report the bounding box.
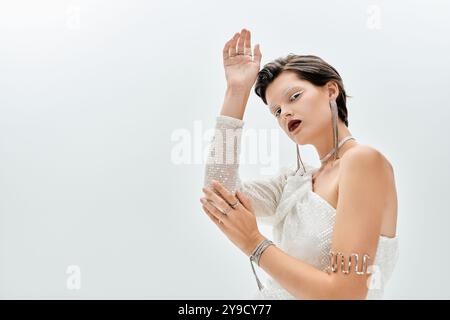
[320,135,356,164]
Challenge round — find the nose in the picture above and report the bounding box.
[280,105,294,121]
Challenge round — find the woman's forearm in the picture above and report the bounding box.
[203,88,248,194]
[220,86,251,120]
[219,88,334,299]
[257,245,340,299]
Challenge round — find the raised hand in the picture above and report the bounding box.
[223,28,262,91]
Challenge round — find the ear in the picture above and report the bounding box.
[326,81,339,101]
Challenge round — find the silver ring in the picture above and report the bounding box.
[219,206,230,215]
[230,201,239,209]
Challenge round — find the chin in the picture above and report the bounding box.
[291,132,306,145]
[285,127,307,145]
[290,137,303,146]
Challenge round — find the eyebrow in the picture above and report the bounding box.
[268,86,302,109]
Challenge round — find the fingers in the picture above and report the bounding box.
[236,190,253,212]
[202,186,232,214]
[236,28,246,55]
[200,198,229,226]
[225,29,257,60]
[229,32,239,57]
[244,29,251,55]
[201,204,226,229]
[210,180,240,209]
[253,43,262,64]
[223,32,239,60]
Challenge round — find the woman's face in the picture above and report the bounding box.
[265,71,337,146]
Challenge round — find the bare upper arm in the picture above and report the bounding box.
[328,145,392,299]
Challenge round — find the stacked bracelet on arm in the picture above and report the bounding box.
[249,238,275,291]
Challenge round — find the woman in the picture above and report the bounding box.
[200,28,399,299]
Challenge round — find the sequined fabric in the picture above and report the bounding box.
[203,115,399,300]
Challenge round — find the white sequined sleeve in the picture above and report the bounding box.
[203,115,293,226]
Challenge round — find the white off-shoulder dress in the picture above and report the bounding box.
[203,115,399,300]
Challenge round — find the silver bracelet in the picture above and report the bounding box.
[249,238,274,291]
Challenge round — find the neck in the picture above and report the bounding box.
[315,121,356,168]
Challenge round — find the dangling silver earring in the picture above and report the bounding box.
[296,144,306,176]
[329,100,339,161]
[320,100,356,165]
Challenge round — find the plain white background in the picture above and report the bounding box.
[1,0,449,299]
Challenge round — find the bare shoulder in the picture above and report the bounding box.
[340,144,394,176]
[338,145,398,237]
[338,144,395,194]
